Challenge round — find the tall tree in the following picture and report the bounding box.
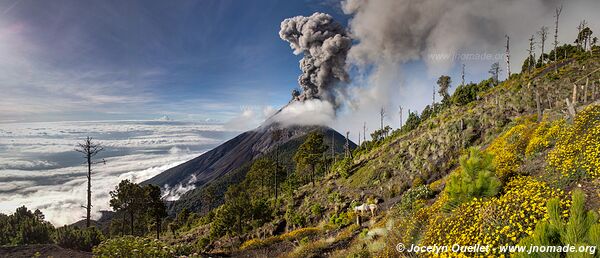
[294,132,328,186]
[109,180,144,235]
[575,20,587,50]
[398,105,403,129]
[145,185,167,239]
[379,107,386,132]
[437,75,452,103]
[489,62,501,85]
[505,35,511,78]
[527,35,536,73]
[246,158,276,198]
[553,5,562,73]
[75,137,104,228]
[538,26,549,65]
[271,129,283,200]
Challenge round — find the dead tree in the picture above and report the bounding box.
[538,26,549,65]
[344,131,351,159]
[379,107,386,132]
[461,64,466,85]
[584,77,589,102]
[576,21,588,51]
[489,62,501,85]
[535,86,542,122]
[554,5,562,73]
[363,122,366,143]
[527,35,536,73]
[398,106,403,129]
[432,85,436,113]
[505,35,511,78]
[331,131,335,162]
[75,137,104,228]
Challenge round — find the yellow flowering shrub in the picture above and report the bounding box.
[525,119,565,157]
[240,227,320,250]
[548,104,600,178]
[487,116,538,181]
[422,176,568,255]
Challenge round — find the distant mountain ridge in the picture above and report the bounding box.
[142,122,354,207]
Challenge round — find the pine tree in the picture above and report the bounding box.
[446,148,500,207]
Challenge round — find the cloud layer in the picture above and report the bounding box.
[0,120,237,226]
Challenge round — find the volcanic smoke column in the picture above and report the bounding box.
[279,13,351,104]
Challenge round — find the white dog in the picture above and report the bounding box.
[353,203,369,214]
[368,203,378,216]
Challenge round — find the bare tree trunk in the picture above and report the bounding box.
[121,212,126,236]
[130,211,134,235]
[535,88,542,122]
[584,77,589,102]
[565,98,577,120]
[86,153,91,228]
[75,137,103,228]
[573,83,578,104]
[504,36,511,78]
[156,217,161,239]
[592,82,596,100]
[554,5,562,73]
[462,64,466,85]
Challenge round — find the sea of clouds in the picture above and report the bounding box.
[0,120,238,226]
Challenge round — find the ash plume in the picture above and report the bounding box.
[279,12,351,104]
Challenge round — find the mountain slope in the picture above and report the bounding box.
[170,126,353,214]
[143,123,354,208]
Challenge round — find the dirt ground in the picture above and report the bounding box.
[0,244,92,258]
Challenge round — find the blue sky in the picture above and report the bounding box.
[3,0,596,126]
[0,0,349,122]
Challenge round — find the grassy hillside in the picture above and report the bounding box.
[87,47,600,257]
[201,50,600,257]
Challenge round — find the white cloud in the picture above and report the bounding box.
[0,120,235,226]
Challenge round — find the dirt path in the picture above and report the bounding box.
[0,244,92,258]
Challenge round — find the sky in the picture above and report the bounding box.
[2,0,598,131]
[0,0,347,123]
[1,0,600,224]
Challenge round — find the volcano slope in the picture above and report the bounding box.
[143,123,354,214]
[182,52,600,257]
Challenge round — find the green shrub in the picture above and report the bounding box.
[310,204,324,217]
[331,157,353,178]
[53,226,104,252]
[93,236,179,258]
[446,147,501,208]
[396,185,435,214]
[329,211,354,229]
[0,206,54,245]
[517,189,599,258]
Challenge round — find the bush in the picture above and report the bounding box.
[395,185,435,214]
[423,176,567,255]
[0,206,54,246]
[331,157,353,178]
[93,236,184,257]
[525,119,564,157]
[310,204,324,217]
[487,116,538,181]
[451,79,493,106]
[548,105,600,178]
[240,227,321,250]
[53,226,104,252]
[329,211,354,229]
[446,148,500,208]
[517,189,599,258]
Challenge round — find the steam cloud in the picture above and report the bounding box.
[273,0,599,132]
[279,12,352,104]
